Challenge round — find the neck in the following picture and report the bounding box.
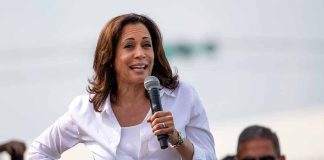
[112,82,148,107]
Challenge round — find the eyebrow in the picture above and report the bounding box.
[123,36,151,41]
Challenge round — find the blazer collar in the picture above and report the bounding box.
[101,87,176,115]
[159,87,176,98]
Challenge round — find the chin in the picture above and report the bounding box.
[131,76,147,84]
[128,71,152,83]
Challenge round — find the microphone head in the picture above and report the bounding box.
[144,76,160,90]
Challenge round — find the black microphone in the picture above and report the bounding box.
[144,76,169,149]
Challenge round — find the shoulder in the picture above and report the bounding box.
[68,94,95,115]
[175,80,198,97]
[177,80,195,91]
[162,80,198,100]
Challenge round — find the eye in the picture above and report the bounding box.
[124,44,134,49]
[143,43,152,48]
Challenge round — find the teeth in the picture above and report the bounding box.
[130,65,147,69]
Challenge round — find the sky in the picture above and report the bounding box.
[1,0,324,159]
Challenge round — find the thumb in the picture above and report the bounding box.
[146,116,152,123]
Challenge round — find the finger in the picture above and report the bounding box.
[151,115,173,127]
[150,111,171,120]
[153,126,175,136]
[151,121,167,131]
[146,115,152,123]
[150,111,173,126]
[151,120,175,134]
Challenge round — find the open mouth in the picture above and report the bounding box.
[129,64,148,70]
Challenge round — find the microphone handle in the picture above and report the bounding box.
[148,88,169,149]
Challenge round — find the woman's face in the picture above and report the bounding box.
[114,23,154,86]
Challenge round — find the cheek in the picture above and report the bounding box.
[114,56,129,73]
[149,51,155,63]
[149,53,155,69]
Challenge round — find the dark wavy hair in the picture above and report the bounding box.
[87,13,179,112]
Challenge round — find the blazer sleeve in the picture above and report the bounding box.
[27,109,80,159]
[185,87,217,160]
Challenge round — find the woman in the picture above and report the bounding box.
[28,13,216,160]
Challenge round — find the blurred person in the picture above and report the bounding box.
[0,140,26,160]
[27,13,216,160]
[222,155,235,160]
[235,125,285,160]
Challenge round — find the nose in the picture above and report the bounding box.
[134,47,145,59]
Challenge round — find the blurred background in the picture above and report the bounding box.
[1,0,324,159]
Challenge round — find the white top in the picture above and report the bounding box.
[28,81,216,160]
[116,125,141,160]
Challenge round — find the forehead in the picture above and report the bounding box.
[238,138,276,158]
[120,23,151,41]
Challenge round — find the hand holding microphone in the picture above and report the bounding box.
[145,76,177,149]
